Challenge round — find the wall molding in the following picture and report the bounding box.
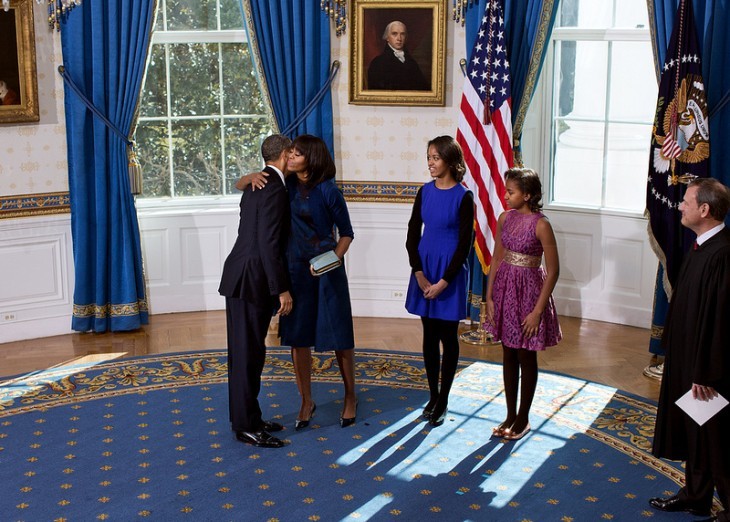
[0,192,71,219]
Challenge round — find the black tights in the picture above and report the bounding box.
[501,345,538,433]
[421,317,460,418]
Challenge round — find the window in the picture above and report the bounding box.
[136,0,274,198]
[547,0,657,213]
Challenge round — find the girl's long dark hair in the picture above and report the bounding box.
[427,135,466,182]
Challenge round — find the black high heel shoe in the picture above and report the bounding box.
[295,403,316,431]
[422,398,438,421]
[340,399,358,428]
[429,405,448,427]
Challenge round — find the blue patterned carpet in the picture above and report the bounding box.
[0,349,712,521]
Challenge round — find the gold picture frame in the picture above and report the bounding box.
[0,0,39,124]
[350,0,446,107]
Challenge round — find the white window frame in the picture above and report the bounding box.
[136,3,273,206]
[540,23,655,217]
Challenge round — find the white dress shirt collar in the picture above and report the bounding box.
[696,222,725,246]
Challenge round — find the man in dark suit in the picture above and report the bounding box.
[219,134,293,448]
[367,20,429,91]
[650,177,730,521]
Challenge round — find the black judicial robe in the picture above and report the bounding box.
[652,227,730,475]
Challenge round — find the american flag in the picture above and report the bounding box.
[457,0,513,273]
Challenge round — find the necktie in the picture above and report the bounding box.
[693,241,699,251]
[393,50,405,63]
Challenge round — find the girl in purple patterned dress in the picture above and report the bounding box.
[485,168,561,441]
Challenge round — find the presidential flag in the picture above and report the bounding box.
[646,0,709,294]
[457,0,513,274]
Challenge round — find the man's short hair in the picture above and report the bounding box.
[261,134,292,163]
[689,177,730,221]
[382,21,406,40]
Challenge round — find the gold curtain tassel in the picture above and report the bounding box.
[127,142,143,196]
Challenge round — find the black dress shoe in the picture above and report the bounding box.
[236,430,285,448]
[648,495,710,516]
[262,420,284,432]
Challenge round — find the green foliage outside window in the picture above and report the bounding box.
[136,0,274,198]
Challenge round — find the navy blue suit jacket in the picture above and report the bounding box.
[219,166,290,307]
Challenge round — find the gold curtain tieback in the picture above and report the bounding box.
[503,249,541,268]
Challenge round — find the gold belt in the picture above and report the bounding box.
[503,249,541,268]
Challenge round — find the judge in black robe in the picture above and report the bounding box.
[650,178,730,521]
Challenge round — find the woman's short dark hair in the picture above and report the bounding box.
[427,135,466,183]
[689,177,730,221]
[291,134,336,187]
[504,168,543,212]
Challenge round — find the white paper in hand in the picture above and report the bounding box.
[675,389,729,426]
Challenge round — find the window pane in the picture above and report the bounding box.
[168,43,221,117]
[559,0,613,28]
[615,0,649,28]
[140,45,167,118]
[604,123,652,211]
[608,42,657,122]
[155,0,165,31]
[221,43,266,114]
[165,0,217,31]
[552,120,604,207]
[220,0,244,30]
[556,41,608,120]
[137,121,172,198]
[224,118,271,193]
[171,120,222,196]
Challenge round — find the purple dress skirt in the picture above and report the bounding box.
[485,210,562,351]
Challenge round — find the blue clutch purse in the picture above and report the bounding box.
[309,250,341,275]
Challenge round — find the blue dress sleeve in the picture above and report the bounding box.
[320,180,354,239]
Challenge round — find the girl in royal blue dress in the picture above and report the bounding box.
[485,168,562,441]
[405,136,474,427]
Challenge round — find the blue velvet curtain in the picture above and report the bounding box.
[464,0,559,320]
[646,0,730,354]
[243,1,335,154]
[61,1,154,332]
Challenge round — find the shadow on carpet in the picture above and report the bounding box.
[0,349,710,521]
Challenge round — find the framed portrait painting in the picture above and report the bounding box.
[0,0,39,124]
[350,0,447,107]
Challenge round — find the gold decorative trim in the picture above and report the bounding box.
[338,181,420,203]
[646,0,662,82]
[0,192,70,219]
[73,299,149,319]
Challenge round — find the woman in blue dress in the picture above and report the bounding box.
[405,136,474,427]
[239,135,357,429]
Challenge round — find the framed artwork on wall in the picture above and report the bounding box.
[0,0,39,124]
[349,0,447,107]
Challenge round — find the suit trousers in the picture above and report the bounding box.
[226,296,272,432]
